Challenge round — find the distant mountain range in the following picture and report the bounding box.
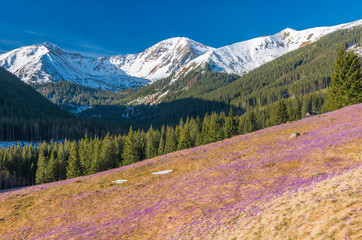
[0,20,361,91]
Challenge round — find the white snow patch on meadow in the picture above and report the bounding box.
[112,179,128,184]
[152,170,173,175]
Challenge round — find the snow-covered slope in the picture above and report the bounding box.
[0,42,149,91]
[108,37,213,81]
[174,19,362,78]
[0,38,212,90]
[1,20,361,91]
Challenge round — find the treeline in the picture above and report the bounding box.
[34,81,129,106]
[199,27,362,109]
[0,91,326,189]
[0,117,119,141]
[0,67,125,141]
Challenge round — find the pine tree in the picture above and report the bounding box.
[90,138,102,173]
[100,133,117,170]
[274,99,289,125]
[145,126,159,159]
[158,125,166,155]
[115,135,124,165]
[178,121,192,150]
[35,144,48,184]
[327,46,362,110]
[164,127,177,154]
[206,113,218,143]
[243,110,257,133]
[56,143,67,180]
[122,127,141,165]
[224,107,234,138]
[78,134,91,175]
[66,141,82,179]
[45,149,57,183]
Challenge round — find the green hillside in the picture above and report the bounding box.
[0,68,121,141]
[188,27,362,108]
[0,67,72,119]
[78,27,362,128]
[19,27,362,131]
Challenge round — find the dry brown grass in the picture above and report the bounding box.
[0,104,361,239]
[216,166,362,240]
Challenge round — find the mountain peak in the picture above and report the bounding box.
[40,41,62,50]
[108,37,214,81]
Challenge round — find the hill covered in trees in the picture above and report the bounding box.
[39,26,361,130]
[0,67,122,141]
[121,27,361,124]
[0,103,360,239]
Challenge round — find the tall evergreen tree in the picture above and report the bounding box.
[178,121,192,150]
[122,127,141,165]
[274,99,289,125]
[224,107,235,139]
[100,133,117,170]
[158,125,166,155]
[45,149,57,183]
[35,144,48,184]
[243,110,257,133]
[164,127,177,154]
[56,143,67,180]
[66,141,82,179]
[327,46,362,110]
[90,138,102,173]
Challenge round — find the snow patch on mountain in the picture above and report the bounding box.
[108,37,213,81]
[174,19,362,78]
[1,20,361,91]
[0,42,149,91]
[130,90,169,106]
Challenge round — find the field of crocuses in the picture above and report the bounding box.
[0,104,361,239]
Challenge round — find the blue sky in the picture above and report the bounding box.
[0,0,361,57]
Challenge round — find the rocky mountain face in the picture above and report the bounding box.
[173,19,362,78]
[0,38,212,91]
[0,20,361,91]
[0,42,149,91]
[107,37,214,81]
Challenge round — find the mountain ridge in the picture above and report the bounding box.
[0,20,361,91]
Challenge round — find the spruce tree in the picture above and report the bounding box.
[79,135,91,175]
[45,150,57,183]
[158,125,166,155]
[35,146,48,184]
[327,46,362,110]
[178,121,192,150]
[56,143,67,180]
[243,110,257,133]
[164,127,177,154]
[90,138,102,173]
[224,107,234,138]
[122,127,141,165]
[66,141,82,179]
[100,133,117,170]
[274,99,289,125]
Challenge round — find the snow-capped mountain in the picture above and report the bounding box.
[0,42,150,91]
[108,37,214,81]
[174,19,362,78]
[0,20,361,91]
[0,38,212,91]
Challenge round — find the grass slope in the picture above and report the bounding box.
[0,104,361,239]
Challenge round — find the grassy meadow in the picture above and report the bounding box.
[0,103,361,239]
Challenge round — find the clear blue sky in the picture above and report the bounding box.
[0,0,361,57]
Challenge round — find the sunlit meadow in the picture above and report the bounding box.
[0,103,361,239]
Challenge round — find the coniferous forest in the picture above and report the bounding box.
[0,28,361,190]
[0,91,327,190]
